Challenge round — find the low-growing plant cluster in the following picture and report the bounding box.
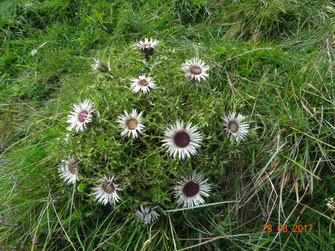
[60,37,254,225]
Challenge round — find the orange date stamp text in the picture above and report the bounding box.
[262,224,313,233]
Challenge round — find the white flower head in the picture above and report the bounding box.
[135,205,159,224]
[133,37,159,56]
[174,172,211,208]
[162,120,202,159]
[131,75,156,94]
[326,198,335,211]
[92,176,122,206]
[117,109,145,139]
[223,112,249,142]
[58,156,79,185]
[92,58,111,73]
[24,2,34,7]
[182,58,210,82]
[66,100,95,133]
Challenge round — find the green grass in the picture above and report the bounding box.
[1,0,335,250]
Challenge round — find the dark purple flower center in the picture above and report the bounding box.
[68,163,76,174]
[190,65,202,75]
[138,79,149,86]
[228,121,239,133]
[173,131,191,148]
[126,118,138,130]
[78,110,88,123]
[102,181,115,194]
[142,43,151,48]
[183,181,200,197]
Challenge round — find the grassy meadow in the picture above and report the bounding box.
[1,0,335,250]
